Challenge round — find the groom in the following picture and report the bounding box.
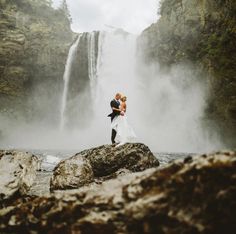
[108,93,122,144]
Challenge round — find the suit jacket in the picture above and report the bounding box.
[108,99,120,121]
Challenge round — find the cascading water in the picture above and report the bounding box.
[60,35,81,130]
[0,31,223,151]
[87,32,97,95]
[58,29,222,152]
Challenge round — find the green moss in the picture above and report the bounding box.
[140,0,236,147]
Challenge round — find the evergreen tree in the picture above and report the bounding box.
[60,0,72,23]
[46,0,53,6]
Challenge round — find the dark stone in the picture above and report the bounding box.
[50,156,94,191]
[50,143,159,191]
[0,151,235,233]
[83,143,159,177]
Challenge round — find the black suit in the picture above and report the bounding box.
[108,99,120,143]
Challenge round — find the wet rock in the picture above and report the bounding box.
[0,150,39,200]
[50,143,159,191]
[82,143,159,177]
[50,157,94,190]
[0,151,235,233]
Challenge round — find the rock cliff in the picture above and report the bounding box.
[140,0,236,147]
[0,0,73,119]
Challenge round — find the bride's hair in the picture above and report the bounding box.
[121,95,127,101]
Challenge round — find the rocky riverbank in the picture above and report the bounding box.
[0,143,235,233]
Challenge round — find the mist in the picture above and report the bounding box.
[0,30,224,153]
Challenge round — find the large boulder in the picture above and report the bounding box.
[50,143,159,190]
[83,143,159,176]
[50,157,94,191]
[0,150,39,200]
[0,151,235,233]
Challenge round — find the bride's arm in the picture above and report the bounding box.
[121,103,127,112]
[120,103,126,112]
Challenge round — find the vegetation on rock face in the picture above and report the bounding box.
[0,0,73,118]
[140,0,236,147]
[195,2,236,143]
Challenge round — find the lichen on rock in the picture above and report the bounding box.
[0,150,39,200]
[50,143,159,191]
[0,150,235,233]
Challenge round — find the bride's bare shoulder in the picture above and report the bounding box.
[121,102,127,111]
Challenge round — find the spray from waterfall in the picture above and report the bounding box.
[0,30,223,151]
[60,35,81,130]
[57,30,222,152]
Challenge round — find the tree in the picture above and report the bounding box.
[59,0,72,23]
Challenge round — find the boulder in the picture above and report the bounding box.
[0,151,235,233]
[83,143,159,177]
[50,143,159,190]
[50,157,94,191]
[0,150,39,200]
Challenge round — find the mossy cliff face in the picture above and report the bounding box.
[140,0,236,147]
[0,0,73,118]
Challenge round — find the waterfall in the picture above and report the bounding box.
[88,32,97,82]
[96,31,104,74]
[57,29,221,152]
[87,32,98,98]
[60,32,100,130]
[60,35,81,130]
[95,31,138,109]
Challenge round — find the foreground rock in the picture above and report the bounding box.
[0,150,39,200]
[50,156,94,190]
[50,143,159,190]
[0,151,235,233]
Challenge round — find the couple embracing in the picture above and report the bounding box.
[108,93,137,145]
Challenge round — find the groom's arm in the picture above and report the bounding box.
[110,100,121,112]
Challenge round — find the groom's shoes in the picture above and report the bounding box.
[111,142,118,147]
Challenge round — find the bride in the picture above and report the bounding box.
[111,95,137,145]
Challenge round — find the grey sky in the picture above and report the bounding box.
[52,0,159,34]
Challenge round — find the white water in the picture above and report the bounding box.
[82,31,222,152]
[60,35,81,130]
[88,32,97,89]
[0,30,223,152]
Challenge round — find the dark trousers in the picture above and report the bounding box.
[111,129,117,144]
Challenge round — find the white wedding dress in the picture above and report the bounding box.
[111,114,137,145]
